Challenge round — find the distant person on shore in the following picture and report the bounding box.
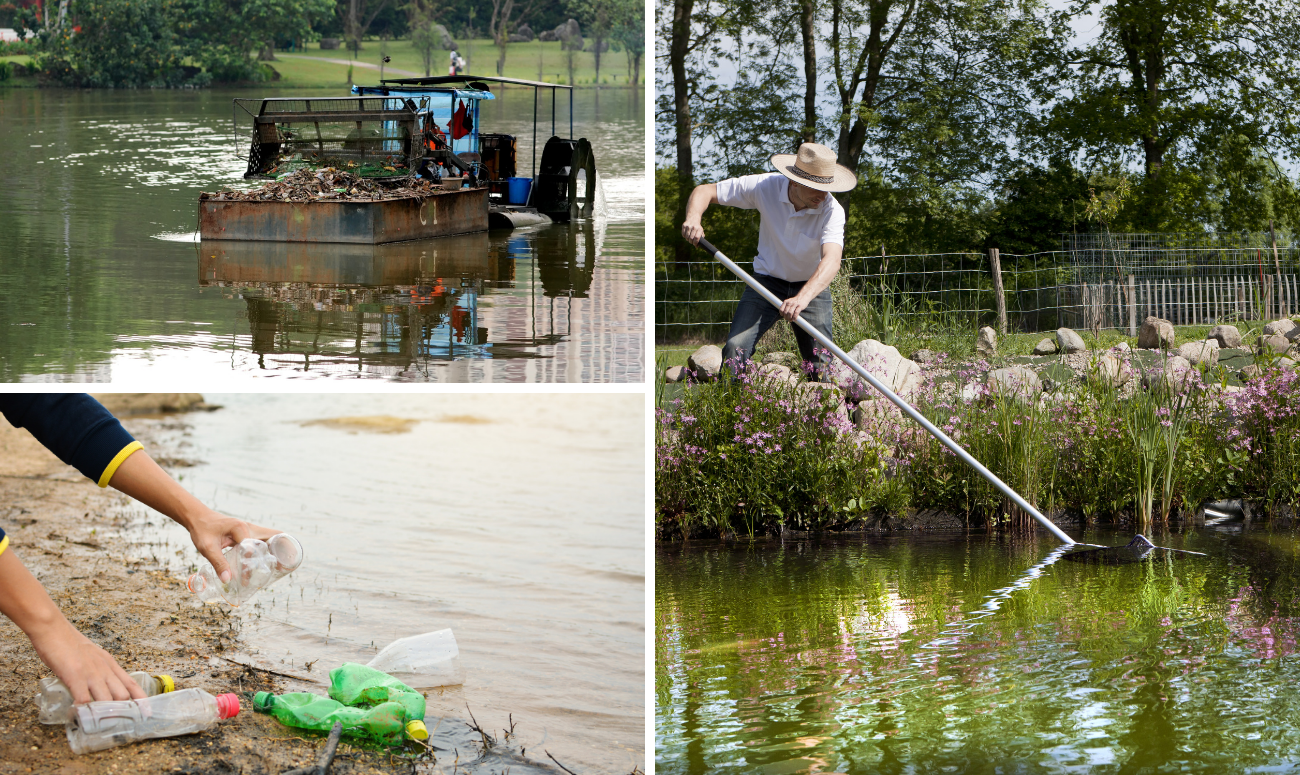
[0,395,279,706]
[680,142,858,379]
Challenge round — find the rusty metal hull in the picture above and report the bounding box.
[198,232,501,286]
[198,187,488,244]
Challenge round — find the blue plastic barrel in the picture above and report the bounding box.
[506,177,532,205]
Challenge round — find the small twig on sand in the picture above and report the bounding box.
[217,655,325,684]
[281,720,344,775]
[545,750,579,775]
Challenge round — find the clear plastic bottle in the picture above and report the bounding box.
[66,688,240,755]
[187,533,304,606]
[37,672,175,724]
[366,629,462,687]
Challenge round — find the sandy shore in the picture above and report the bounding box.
[0,399,420,775]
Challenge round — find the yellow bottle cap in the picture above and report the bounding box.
[156,674,175,693]
[406,720,429,740]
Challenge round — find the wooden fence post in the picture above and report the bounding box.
[989,247,1007,334]
[1127,274,1136,336]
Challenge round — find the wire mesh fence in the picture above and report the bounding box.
[656,241,1300,343]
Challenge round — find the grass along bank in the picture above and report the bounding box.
[1,37,640,89]
[277,37,640,86]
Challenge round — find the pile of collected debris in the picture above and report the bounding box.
[200,168,460,204]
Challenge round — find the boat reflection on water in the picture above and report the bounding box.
[197,223,605,379]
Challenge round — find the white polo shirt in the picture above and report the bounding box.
[715,172,846,282]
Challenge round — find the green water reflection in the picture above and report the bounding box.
[0,87,643,382]
[656,528,1300,773]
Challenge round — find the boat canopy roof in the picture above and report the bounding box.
[379,75,573,90]
[352,84,494,101]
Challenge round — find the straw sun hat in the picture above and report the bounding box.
[769,143,858,193]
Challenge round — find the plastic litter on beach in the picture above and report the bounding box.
[65,688,239,755]
[255,662,430,745]
[188,533,304,607]
[200,169,453,204]
[366,629,462,688]
[37,672,175,724]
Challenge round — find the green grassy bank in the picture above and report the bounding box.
[0,38,641,89]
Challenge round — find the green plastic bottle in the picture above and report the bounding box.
[253,692,411,746]
[327,663,428,740]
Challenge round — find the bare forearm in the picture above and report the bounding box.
[680,183,718,244]
[797,249,842,303]
[684,183,717,224]
[0,549,66,639]
[106,451,207,531]
[778,244,842,323]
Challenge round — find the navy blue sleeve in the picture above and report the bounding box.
[0,395,138,485]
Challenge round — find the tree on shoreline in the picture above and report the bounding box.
[611,0,642,85]
[488,0,534,76]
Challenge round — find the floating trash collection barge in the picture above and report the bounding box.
[199,97,487,244]
[199,76,594,244]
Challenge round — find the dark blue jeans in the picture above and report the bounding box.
[722,274,833,377]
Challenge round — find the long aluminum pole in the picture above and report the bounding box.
[696,237,1077,546]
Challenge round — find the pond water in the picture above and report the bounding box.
[118,394,645,772]
[0,87,643,382]
[657,525,1300,773]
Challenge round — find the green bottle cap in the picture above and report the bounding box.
[253,692,275,711]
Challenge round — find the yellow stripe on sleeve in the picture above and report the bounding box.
[97,441,143,488]
[0,535,10,558]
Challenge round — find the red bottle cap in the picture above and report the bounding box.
[215,693,240,719]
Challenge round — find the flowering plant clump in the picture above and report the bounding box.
[656,357,888,538]
[1221,366,1300,509]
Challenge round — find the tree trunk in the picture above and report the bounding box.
[348,0,360,54]
[671,0,695,267]
[799,0,816,144]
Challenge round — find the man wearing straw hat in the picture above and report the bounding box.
[681,142,858,378]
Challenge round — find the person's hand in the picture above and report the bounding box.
[780,295,810,323]
[185,506,281,584]
[681,219,704,245]
[28,619,146,704]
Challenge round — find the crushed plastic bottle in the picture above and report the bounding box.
[328,663,427,739]
[66,688,239,755]
[253,692,414,746]
[187,533,304,606]
[37,672,175,724]
[365,629,462,688]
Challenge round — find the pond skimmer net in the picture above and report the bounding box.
[693,237,1204,561]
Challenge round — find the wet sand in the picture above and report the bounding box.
[0,405,429,774]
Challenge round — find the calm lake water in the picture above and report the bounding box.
[657,526,1300,774]
[118,394,644,772]
[0,87,644,382]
